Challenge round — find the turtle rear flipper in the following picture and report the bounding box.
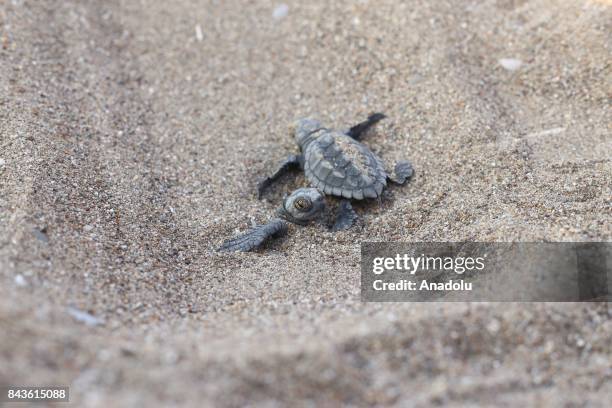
[219,218,288,252]
[388,161,414,185]
[346,113,386,140]
[331,200,358,231]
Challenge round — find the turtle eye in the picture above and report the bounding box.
[294,197,312,211]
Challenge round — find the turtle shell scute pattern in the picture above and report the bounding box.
[303,131,387,199]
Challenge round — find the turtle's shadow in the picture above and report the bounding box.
[320,186,406,232]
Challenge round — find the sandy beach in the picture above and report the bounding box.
[1,0,611,406]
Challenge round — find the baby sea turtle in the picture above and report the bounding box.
[219,113,413,252]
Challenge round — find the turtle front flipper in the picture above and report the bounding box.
[346,113,386,140]
[219,218,288,252]
[388,160,414,185]
[257,154,303,199]
[331,200,358,231]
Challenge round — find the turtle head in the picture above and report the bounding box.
[276,188,325,225]
[290,118,324,149]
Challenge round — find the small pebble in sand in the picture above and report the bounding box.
[273,4,289,19]
[195,24,203,42]
[83,224,94,232]
[67,307,105,327]
[0,158,5,167]
[32,227,49,242]
[14,274,27,287]
[498,58,522,71]
[487,318,501,334]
